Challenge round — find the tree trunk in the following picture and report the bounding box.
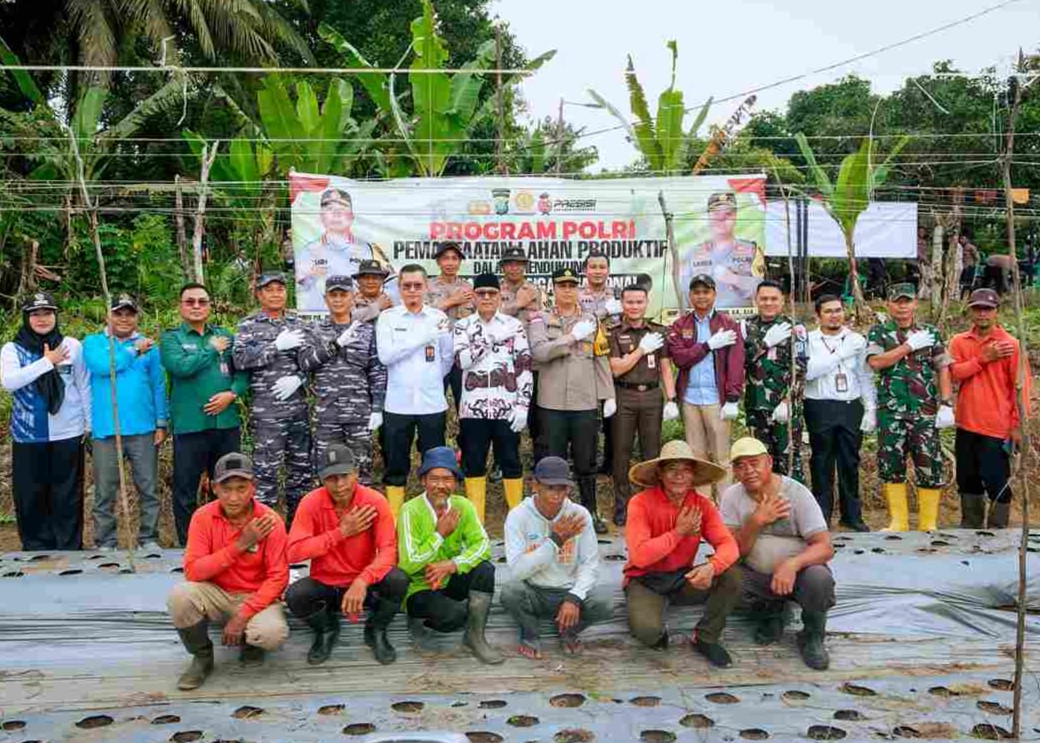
[174,175,190,281]
[192,143,219,284]
[15,240,39,308]
[930,223,944,313]
[845,231,872,324]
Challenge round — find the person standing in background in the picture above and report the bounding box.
[579,250,621,476]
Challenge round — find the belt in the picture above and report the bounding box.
[616,381,659,392]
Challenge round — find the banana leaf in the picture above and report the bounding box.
[625,55,661,170]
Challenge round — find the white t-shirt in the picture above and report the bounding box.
[719,476,828,575]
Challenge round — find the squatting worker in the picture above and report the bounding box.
[452,273,532,520]
[665,274,745,485]
[299,275,386,485]
[866,283,954,532]
[167,453,289,691]
[949,289,1032,529]
[720,438,836,671]
[285,445,406,666]
[579,250,621,476]
[83,294,168,551]
[624,440,741,668]
[426,242,474,426]
[607,284,677,526]
[502,456,612,659]
[352,259,394,323]
[376,264,454,515]
[1,292,91,551]
[161,283,248,546]
[802,295,875,531]
[499,247,546,455]
[398,446,502,665]
[528,267,616,535]
[232,272,313,522]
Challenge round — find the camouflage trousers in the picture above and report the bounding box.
[252,415,313,519]
[746,407,805,483]
[314,414,374,486]
[877,411,943,488]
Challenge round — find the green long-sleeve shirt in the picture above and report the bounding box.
[160,323,248,434]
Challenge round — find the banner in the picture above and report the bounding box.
[764,200,918,259]
[289,173,767,316]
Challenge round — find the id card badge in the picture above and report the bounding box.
[767,347,777,361]
[835,371,849,393]
[647,353,656,370]
[425,345,436,363]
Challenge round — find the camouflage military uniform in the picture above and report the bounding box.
[232,311,313,515]
[866,320,952,488]
[299,319,386,485]
[742,314,807,482]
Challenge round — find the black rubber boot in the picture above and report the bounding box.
[797,611,830,671]
[692,638,733,668]
[304,602,340,665]
[175,621,214,691]
[462,590,504,665]
[239,644,265,667]
[364,596,399,665]
[986,500,1010,529]
[578,476,608,534]
[753,607,785,646]
[960,492,987,529]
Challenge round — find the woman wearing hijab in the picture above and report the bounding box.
[1,292,91,550]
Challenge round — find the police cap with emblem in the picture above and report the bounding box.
[707,192,738,212]
[325,275,354,293]
[499,247,529,264]
[256,271,287,289]
[320,188,352,209]
[354,260,389,278]
[552,266,580,285]
[22,292,59,312]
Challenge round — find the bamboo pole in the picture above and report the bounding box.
[774,168,799,476]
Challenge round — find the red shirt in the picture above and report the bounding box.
[623,486,739,586]
[950,325,1032,440]
[287,484,397,588]
[183,499,288,620]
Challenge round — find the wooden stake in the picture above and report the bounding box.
[174,174,190,281]
[192,142,218,284]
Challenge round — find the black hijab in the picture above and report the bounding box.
[15,311,66,415]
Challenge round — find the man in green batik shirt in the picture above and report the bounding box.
[865,283,954,533]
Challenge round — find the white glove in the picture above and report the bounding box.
[935,405,955,429]
[720,401,739,420]
[274,329,305,351]
[905,329,936,352]
[509,408,528,433]
[764,322,793,348]
[570,319,597,342]
[860,407,876,433]
[271,375,304,401]
[336,323,358,348]
[707,329,737,351]
[604,298,622,315]
[770,401,790,424]
[663,401,680,421]
[603,398,617,418]
[638,332,664,355]
[367,412,383,431]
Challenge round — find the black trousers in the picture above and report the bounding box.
[382,411,446,487]
[529,371,546,462]
[285,569,409,618]
[172,427,241,546]
[599,400,614,470]
[804,398,864,525]
[460,418,521,479]
[406,560,495,632]
[12,437,84,551]
[956,428,1012,503]
[542,409,599,478]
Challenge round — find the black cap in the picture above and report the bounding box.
[111,293,138,312]
[318,444,357,480]
[500,247,529,264]
[688,273,716,290]
[552,267,580,284]
[325,275,354,293]
[434,242,465,260]
[22,291,58,313]
[533,456,573,487]
[256,272,287,289]
[320,188,352,208]
[473,273,500,291]
[708,192,738,212]
[967,288,999,309]
[354,259,389,278]
[213,452,254,483]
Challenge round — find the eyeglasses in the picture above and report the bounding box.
[182,298,210,307]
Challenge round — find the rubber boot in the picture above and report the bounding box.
[959,492,987,529]
[364,596,399,665]
[578,476,607,535]
[462,590,504,665]
[239,644,265,667]
[797,611,830,671]
[753,605,786,646]
[304,602,340,666]
[465,477,487,523]
[986,500,1010,529]
[917,487,942,532]
[502,478,524,511]
[881,483,909,532]
[385,486,406,518]
[175,621,214,691]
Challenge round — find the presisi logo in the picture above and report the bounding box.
[552,198,596,212]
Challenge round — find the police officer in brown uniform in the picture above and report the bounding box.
[580,250,622,474]
[608,284,679,526]
[529,267,616,534]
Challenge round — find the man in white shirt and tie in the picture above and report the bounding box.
[376,265,454,516]
[802,294,875,531]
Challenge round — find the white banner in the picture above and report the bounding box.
[764,200,918,259]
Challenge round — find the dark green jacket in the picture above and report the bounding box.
[160,323,248,434]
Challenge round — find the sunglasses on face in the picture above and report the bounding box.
[182,298,210,307]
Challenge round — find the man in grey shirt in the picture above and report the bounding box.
[720,437,835,671]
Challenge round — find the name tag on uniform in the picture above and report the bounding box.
[681,328,693,339]
[425,345,436,363]
[647,354,656,370]
[182,343,198,350]
[835,372,848,393]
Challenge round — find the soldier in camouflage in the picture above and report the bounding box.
[866,283,955,532]
[742,280,807,482]
[299,276,387,486]
[232,272,313,521]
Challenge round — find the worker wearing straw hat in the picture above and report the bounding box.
[623,440,741,668]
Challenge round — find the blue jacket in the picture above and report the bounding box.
[82,331,168,439]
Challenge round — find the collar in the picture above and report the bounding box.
[322,230,356,244]
[620,317,648,331]
[476,311,504,325]
[422,492,453,519]
[321,485,359,511]
[216,498,262,525]
[104,327,140,342]
[692,307,716,322]
[966,324,1006,341]
[582,284,608,297]
[180,321,213,336]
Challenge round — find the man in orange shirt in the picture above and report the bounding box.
[166,453,289,691]
[950,289,1031,528]
[285,445,406,665]
[624,440,741,667]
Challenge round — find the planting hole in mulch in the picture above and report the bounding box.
[782,690,811,701]
[639,730,676,743]
[550,693,587,708]
[630,696,661,706]
[391,701,424,713]
[507,715,539,727]
[705,692,739,704]
[928,686,956,697]
[977,701,1013,715]
[3,571,23,577]
[317,704,345,715]
[807,725,847,740]
[479,700,507,709]
[75,715,113,729]
[29,554,51,561]
[554,730,595,743]
[893,726,920,738]
[151,715,181,725]
[98,562,120,569]
[1,721,26,731]
[59,569,83,575]
[834,710,862,721]
[343,723,376,736]
[987,679,1014,691]
[604,554,625,561]
[971,723,1012,740]
[931,540,952,547]
[839,683,877,697]
[884,534,903,540]
[741,729,770,740]
[170,567,184,573]
[465,734,503,743]
[680,714,714,728]
[232,705,263,719]
[170,732,203,743]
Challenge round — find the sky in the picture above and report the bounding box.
[491,0,1040,171]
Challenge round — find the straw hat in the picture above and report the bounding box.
[628,439,728,489]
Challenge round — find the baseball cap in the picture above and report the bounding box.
[256,272,287,289]
[689,273,716,290]
[967,288,999,309]
[354,259,389,278]
[318,444,357,480]
[22,292,58,313]
[552,267,580,284]
[730,437,769,462]
[111,293,138,312]
[325,275,354,293]
[708,192,738,212]
[213,452,254,483]
[418,446,464,482]
[887,283,917,301]
[473,273,500,292]
[533,456,573,487]
[500,247,529,264]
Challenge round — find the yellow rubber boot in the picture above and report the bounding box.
[503,478,524,511]
[465,477,487,523]
[385,486,406,518]
[917,487,942,532]
[881,483,910,532]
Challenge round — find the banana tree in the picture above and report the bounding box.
[587,40,711,173]
[795,133,910,320]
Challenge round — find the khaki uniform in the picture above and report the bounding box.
[353,292,393,323]
[424,276,474,325]
[579,284,620,474]
[500,279,546,328]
